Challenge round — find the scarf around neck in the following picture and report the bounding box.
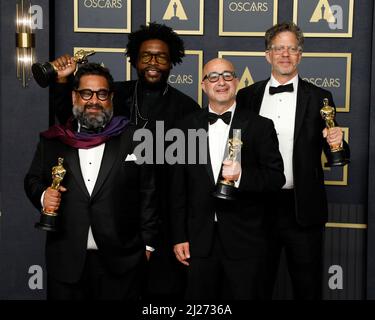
[41,116,130,149]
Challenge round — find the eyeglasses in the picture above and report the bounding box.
[139,52,170,65]
[203,71,236,83]
[74,89,111,101]
[269,45,302,55]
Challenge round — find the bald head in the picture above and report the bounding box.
[202,58,236,78]
[201,58,239,113]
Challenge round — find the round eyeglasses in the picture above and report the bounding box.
[203,71,236,83]
[139,52,170,65]
[269,45,302,55]
[74,89,111,101]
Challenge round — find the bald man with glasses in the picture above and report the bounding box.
[169,58,285,299]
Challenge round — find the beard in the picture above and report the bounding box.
[73,102,113,130]
[137,67,170,89]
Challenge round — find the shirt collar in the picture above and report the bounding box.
[208,102,236,115]
[270,74,299,88]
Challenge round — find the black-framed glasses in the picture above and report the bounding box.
[74,89,111,101]
[203,71,236,83]
[139,52,170,65]
[269,45,302,55]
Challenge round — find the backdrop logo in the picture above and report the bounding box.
[310,0,345,31]
[83,0,123,8]
[146,0,204,35]
[293,0,354,37]
[169,74,193,84]
[163,0,188,20]
[228,1,269,12]
[75,47,131,82]
[310,0,336,23]
[219,0,277,36]
[328,265,343,290]
[238,67,255,91]
[28,265,43,290]
[74,0,131,33]
[300,53,352,112]
[166,50,203,106]
[218,51,267,90]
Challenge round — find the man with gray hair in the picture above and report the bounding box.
[237,22,350,299]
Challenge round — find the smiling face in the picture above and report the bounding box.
[72,74,113,129]
[265,31,302,83]
[201,58,239,113]
[136,39,172,86]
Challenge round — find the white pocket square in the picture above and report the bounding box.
[125,154,137,161]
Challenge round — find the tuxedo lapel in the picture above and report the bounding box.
[197,108,215,185]
[63,147,90,199]
[229,103,250,139]
[252,79,269,114]
[91,136,123,200]
[294,78,310,142]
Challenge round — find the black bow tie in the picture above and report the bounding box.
[269,83,294,95]
[208,111,232,125]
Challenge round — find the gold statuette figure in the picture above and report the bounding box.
[35,158,66,232]
[213,129,243,200]
[320,98,349,167]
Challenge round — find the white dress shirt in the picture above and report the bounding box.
[259,74,299,189]
[79,144,105,249]
[208,103,239,221]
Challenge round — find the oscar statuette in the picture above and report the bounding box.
[35,157,66,232]
[213,129,243,200]
[320,98,349,167]
[31,49,95,88]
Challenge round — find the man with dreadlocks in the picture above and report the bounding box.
[50,23,200,300]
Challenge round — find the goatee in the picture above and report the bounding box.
[73,103,113,130]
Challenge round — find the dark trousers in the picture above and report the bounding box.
[267,190,324,300]
[185,225,266,300]
[47,251,144,300]
[144,249,187,301]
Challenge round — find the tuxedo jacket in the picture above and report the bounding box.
[24,125,157,283]
[52,80,200,248]
[169,104,285,259]
[236,78,350,226]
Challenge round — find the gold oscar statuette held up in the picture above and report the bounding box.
[31,49,96,88]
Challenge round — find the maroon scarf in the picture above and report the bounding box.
[41,116,130,149]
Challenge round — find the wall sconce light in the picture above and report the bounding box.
[16,0,35,88]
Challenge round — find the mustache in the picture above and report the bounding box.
[84,103,104,111]
[144,66,161,72]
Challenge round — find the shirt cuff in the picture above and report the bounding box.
[40,191,46,209]
[235,169,242,188]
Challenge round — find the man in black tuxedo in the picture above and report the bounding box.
[170,58,285,299]
[50,23,199,299]
[24,63,157,300]
[236,22,350,299]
